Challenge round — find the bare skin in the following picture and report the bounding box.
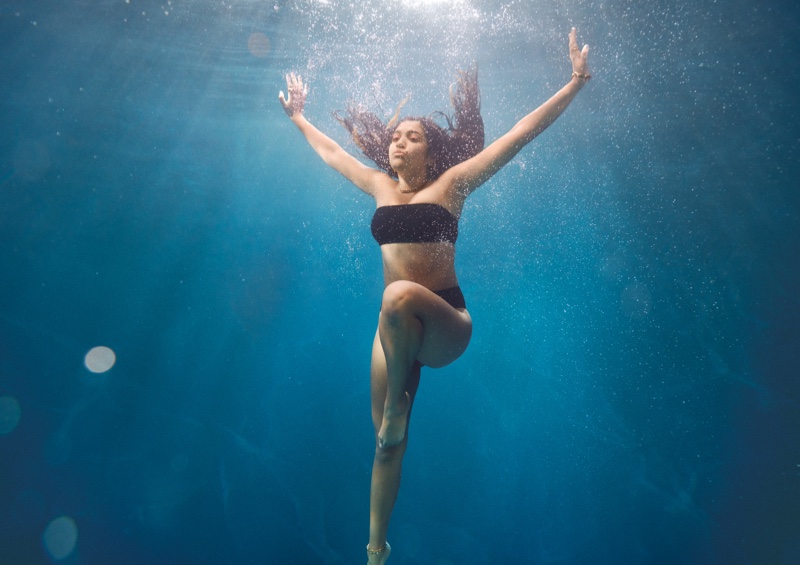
[279,28,590,564]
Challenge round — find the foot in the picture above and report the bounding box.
[366,541,391,565]
[377,393,409,448]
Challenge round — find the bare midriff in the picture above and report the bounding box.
[380,242,459,290]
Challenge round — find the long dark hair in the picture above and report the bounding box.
[334,66,484,181]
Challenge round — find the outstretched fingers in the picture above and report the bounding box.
[568,27,591,77]
[569,27,579,54]
[279,73,297,107]
[289,73,309,97]
[278,73,309,116]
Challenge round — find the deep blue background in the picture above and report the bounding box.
[1,1,798,563]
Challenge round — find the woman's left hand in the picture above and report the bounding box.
[569,27,591,81]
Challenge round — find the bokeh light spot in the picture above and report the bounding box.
[247,32,271,58]
[84,346,116,373]
[0,396,21,435]
[42,516,78,560]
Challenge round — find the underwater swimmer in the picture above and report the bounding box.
[279,28,590,565]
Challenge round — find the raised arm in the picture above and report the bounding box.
[445,28,591,195]
[279,73,383,196]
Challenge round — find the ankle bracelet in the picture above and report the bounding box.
[366,542,387,554]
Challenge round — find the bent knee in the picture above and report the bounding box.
[380,281,420,319]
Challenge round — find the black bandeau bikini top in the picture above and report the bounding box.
[371,203,459,245]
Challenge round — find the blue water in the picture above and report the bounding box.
[1,1,798,563]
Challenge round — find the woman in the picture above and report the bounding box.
[279,28,590,564]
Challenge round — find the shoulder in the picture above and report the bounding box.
[369,174,401,202]
[432,168,470,206]
[348,167,396,198]
[416,174,467,216]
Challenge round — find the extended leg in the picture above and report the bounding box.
[368,331,421,564]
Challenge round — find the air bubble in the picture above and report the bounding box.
[42,516,78,560]
[248,33,271,58]
[84,346,116,373]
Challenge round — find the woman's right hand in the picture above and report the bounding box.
[569,28,591,81]
[279,73,309,117]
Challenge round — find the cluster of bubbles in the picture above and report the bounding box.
[234,1,662,329]
[284,0,560,112]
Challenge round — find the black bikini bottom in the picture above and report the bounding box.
[432,286,466,309]
[379,286,466,312]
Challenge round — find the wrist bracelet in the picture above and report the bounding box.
[572,71,592,81]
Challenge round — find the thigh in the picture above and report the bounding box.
[381,281,473,369]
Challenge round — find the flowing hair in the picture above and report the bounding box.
[334,65,484,181]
